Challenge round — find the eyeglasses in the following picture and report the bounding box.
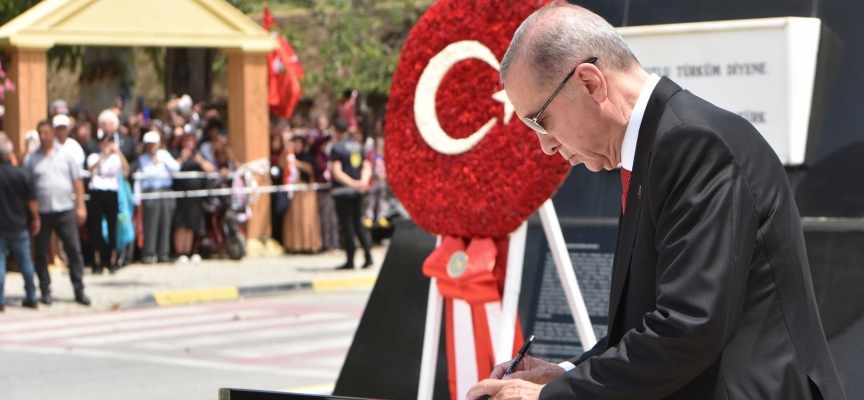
[522,56,598,135]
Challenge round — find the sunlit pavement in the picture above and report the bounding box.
[0,289,371,399]
[1,246,386,315]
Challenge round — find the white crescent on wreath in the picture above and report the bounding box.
[413,40,516,155]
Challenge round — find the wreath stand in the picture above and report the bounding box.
[416,199,598,400]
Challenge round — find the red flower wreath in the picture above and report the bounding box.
[385,0,570,239]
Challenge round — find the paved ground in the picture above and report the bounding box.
[0,290,371,399]
[1,246,387,315]
[0,245,386,399]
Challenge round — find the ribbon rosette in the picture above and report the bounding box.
[423,236,523,399]
[423,236,502,304]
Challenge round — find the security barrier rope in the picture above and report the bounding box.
[78,159,337,202]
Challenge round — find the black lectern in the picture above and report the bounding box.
[218,388,376,400]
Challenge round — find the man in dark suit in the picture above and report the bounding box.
[468,2,846,399]
[98,109,138,173]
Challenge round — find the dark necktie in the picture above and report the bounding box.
[621,168,631,214]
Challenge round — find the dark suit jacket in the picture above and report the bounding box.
[540,78,846,399]
[115,133,138,173]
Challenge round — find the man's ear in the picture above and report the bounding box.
[576,64,607,105]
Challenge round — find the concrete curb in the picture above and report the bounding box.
[120,275,377,310]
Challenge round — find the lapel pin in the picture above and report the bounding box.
[638,186,642,199]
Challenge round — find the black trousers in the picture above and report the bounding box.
[34,210,85,293]
[334,195,372,266]
[87,189,118,269]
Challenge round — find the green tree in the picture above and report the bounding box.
[0,0,40,26]
[226,0,255,13]
[303,0,430,96]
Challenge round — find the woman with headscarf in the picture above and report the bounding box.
[281,134,321,253]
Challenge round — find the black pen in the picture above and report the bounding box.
[477,335,536,400]
[504,334,535,376]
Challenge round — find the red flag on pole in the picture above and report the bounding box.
[262,3,277,31]
[262,5,304,119]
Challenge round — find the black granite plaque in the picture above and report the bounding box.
[519,224,618,363]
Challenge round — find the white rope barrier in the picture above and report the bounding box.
[80,170,240,180]
[134,183,332,200]
[79,158,340,203]
[82,183,333,203]
[79,158,273,181]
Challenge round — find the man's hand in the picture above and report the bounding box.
[466,356,566,400]
[30,218,40,236]
[490,355,566,385]
[354,180,369,194]
[76,206,87,227]
[466,379,543,400]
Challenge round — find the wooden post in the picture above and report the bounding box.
[226,51,271,241]
[226,52,268,164]
[5,48,47,157]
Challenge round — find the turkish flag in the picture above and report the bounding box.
[262,6,304,119]
[261,4,277,31]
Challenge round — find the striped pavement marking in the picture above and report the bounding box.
[0,307,202,334]
[64,312,348,346]
[0,296,365,383]
[0,343,335,379]
[1,310,276,342]
[134,319,358,351]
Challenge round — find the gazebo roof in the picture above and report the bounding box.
[0,0,276,52]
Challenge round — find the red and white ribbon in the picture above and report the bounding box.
[423,236,524,400]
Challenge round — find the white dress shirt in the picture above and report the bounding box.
[56,138,86,168]
[558,73,661,373]
[620,73,661,171]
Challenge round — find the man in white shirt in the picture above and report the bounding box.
[53,114,85,168]
[23,121,90,306]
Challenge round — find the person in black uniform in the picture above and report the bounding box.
[0,133,40,311]
[330,118,373,270]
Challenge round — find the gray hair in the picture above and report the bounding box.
[0,132,13,159]
[97,109,120,129]
[501,1,638,90]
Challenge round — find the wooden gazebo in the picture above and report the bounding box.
[0,0,276,238]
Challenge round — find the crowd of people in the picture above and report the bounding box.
[270,91,390,270]
[0,96,227,309]
[0,92,393,311]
